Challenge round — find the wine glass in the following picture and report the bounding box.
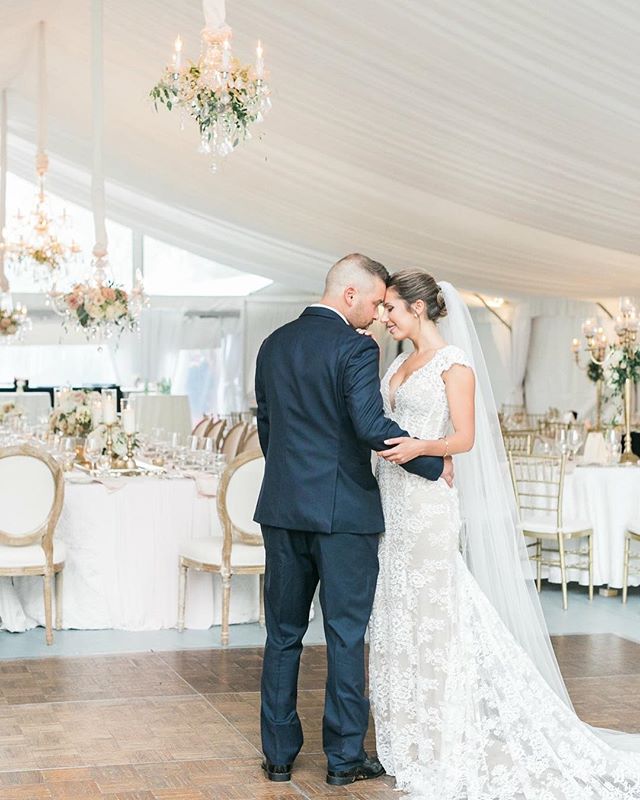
[567,428,584,460]
[59,437,76,471]
[84,434,102,474]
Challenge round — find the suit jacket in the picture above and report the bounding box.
[253,306,444,534]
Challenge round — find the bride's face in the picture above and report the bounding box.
[381,287,416,341]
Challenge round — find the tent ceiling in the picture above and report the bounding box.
[2,0,640,299]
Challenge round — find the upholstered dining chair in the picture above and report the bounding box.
[177,450,265,645]
[622,522,640,603]
[204,418,226,451]
[238,426,260,454]
[191,415,212,437]
[508,453,593,610]
[221,422,248,460]
[0,444,65,644]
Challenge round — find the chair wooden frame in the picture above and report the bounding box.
[508,453,593,610]
[221,422,248,460]
[177,450,265,645]
[0,444,65,644]
[238,426,260,454]
[204,418,226,451]
[622,525,640,603]
[191,415,212,437]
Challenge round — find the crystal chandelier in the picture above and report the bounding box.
[0,291,30,343]
[50,254,148,341]
[2,157,82,287]
[150,0,271,172]
[2,22,81,288]
[51,1,148,342]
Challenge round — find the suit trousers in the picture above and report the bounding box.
[260,526,380,771]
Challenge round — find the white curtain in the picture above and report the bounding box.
[111,308,184,387]
[469,307,512,408]
[506,303,532,406]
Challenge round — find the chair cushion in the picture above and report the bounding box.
[520,517,592,535]
[0,540,65,569]
[179,537,265,569]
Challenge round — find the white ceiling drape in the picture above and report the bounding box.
[1,1,640,298]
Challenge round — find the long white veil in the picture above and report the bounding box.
[438,280,640,751]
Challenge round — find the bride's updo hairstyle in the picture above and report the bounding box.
[387,269,447,322]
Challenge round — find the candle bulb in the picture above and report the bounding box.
[256,40,264,78]
[122,407,136,435]
[102,394,117,425]
[571,338,580,353]
[173,35,182,71]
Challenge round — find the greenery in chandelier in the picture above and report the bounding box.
[586,361,604,384]
[607,347,640,396]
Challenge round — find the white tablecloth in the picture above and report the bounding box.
[2,392,51,424]
[129,394,193,438]
[0,476,260,633]
[542,465,640,588]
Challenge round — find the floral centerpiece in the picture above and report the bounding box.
[606,347,640,397]
[48,390,97,437]
[0,401,21,423]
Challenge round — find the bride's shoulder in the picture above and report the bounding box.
[437,344,473,372]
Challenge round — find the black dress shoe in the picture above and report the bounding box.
[261,760,292,782]
[326,754,385,785]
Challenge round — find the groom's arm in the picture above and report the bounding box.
[255,343,269,456]
[343,336,444,481]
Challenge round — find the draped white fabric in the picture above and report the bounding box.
[507,304,532,406]
[3,2,640,297]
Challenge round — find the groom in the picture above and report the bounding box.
[254,253,449,785]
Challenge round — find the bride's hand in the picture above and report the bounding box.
[378,437,425,464]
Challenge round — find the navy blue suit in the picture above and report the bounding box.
[254,306,444,770]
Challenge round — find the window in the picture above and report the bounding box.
[143,235,272,296]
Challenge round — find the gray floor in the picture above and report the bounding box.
[1,582,639,660]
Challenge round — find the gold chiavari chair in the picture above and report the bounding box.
[622,522,640,603]
[508,453,593,610]
[503,430,535,455]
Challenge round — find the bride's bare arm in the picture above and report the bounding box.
[378,365,475,464]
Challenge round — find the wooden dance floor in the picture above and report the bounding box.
[0,635,638,799]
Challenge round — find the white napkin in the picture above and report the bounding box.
[582,431,608,465]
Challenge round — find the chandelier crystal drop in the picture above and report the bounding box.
[150,1,271,172]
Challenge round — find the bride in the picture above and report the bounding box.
[368,269,640,799]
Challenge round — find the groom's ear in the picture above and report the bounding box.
[344,286,357,306]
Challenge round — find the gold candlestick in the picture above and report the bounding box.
[621,377,638,464]
[125,433,137,470]
[104,423,115,466]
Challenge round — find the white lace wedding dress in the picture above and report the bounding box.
[369,345,640,800]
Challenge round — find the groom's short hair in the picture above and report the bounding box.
[324,253,389,295]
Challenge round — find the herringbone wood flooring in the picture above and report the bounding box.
[0,635,637,798]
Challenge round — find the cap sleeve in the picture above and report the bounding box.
[437,345,472,375]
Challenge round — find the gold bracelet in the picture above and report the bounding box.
[442,437,450,458]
